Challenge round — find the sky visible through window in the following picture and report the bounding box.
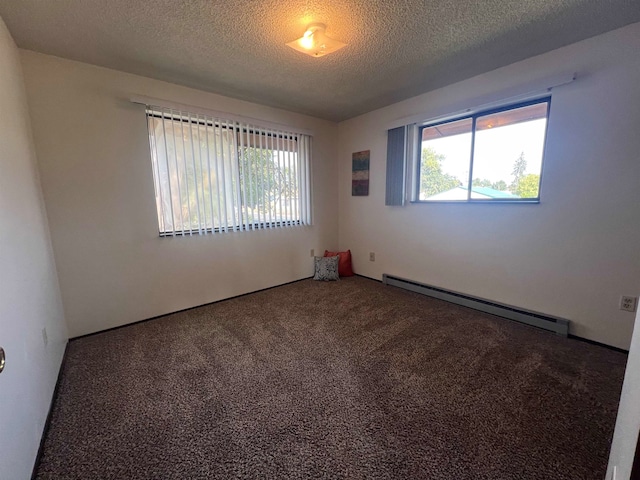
[424,119,546,187]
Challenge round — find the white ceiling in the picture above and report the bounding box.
[1,0,638,121]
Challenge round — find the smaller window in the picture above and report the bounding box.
[417,98,550,202]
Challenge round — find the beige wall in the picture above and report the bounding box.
[20,51,339,338]
[0,18,67,479]
[337,23,640,350]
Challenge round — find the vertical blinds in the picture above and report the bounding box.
[385,126,407,206]
[145,107,312,236]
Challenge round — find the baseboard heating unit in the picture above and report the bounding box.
[382,274,570,336]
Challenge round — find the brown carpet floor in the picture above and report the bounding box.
[36,277,627,479]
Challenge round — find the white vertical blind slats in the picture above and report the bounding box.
[249,126,257,230]
[298,135,310,223]
[209,118,220,231]
[159,112,176,236]
[287,133,294,226]
[288,137,295,226]
[191,114,203,235]
[238,123,248,231]
[168,109,185,234]
[246,127,257,229]
[278,131,286,226]
[146,106,311,236]
[265,128,273,226]
[147,115,164,233]
[217,119,229,232]
[178,113,192,235]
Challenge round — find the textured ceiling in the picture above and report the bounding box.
[1,0,639,121]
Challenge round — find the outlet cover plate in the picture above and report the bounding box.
[620,296,638,312]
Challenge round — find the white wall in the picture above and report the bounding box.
[20,51,339,338]
[0,17,68,480]
[337,23,640,350]
[608,308,640,479]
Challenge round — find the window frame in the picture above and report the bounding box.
[413,96,551,204]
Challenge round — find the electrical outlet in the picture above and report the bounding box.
[620,295,637,312]
[369,252,375,262]
[310,249,315,257]
[42,327,48,347]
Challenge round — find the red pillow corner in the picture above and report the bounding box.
[324,249,354,277]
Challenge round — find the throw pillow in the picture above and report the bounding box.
[313,255,340,281]
[324,249,354,277]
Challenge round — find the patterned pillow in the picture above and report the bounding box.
[313,255,340,281]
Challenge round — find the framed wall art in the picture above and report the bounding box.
[352,150,370,196]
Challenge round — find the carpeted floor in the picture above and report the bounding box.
[36,277,627,479]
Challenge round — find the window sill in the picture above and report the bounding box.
[409,199,540,205]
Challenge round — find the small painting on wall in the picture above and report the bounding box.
[352,150,370,196]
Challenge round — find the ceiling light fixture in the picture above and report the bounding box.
[286,23,346,58]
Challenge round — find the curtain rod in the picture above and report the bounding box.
[386,72,576,130]
[130,95,314,137]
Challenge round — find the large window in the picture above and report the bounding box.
[417,98,550,202]
[146,107,311,236]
